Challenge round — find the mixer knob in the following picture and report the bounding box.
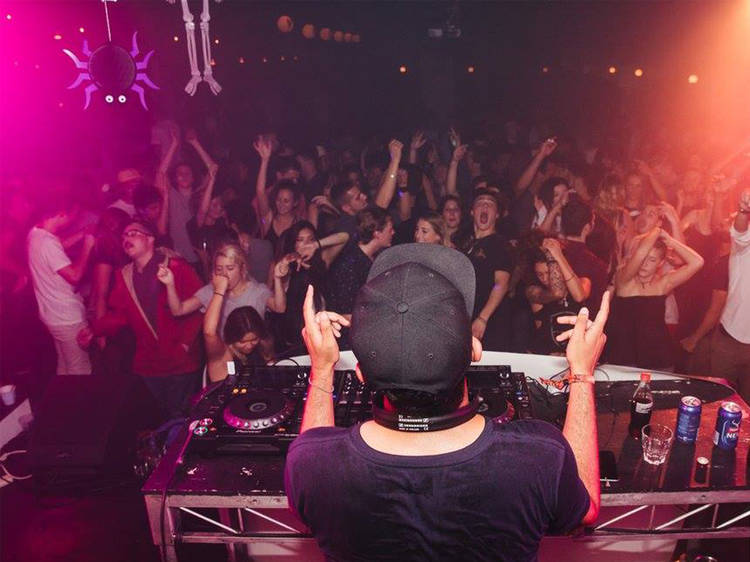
[252,421,259,429]
[271,417,279,424]
[262,420,269,427]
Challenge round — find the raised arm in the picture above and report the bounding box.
[252,137,274,233]
[156,264,202,316]
[538,191,568,234]
[421,173,438,211]
[658,202,684,243]
[616,226,661,285]
[446,144,467,196]
[57,233,96,285]
[543,238,591,303]
[185,129,219,191]
[558,291,611,526]
[515,138,557,197]
[660,230,705,293]
[156,128,180,189]
[636,160,669,203]
[299,286,350,433]
[195,160,219,227]
[203,274,232,381]
[374,139,403,209]
[408,130,426,165]
[266,259,289,313]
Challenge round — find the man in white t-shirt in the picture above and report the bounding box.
[27,197,96,374]
[709,188,750,402]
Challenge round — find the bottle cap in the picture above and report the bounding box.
[640,372,651,383]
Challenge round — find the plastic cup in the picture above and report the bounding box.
[641,423,673,465]
[0,384,16,406]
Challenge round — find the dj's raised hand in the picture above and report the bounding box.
[301,285,350,372]
[557,290,610,375]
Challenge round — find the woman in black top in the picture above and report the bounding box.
[607,226,704,370]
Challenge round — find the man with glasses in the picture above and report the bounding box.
[79,220,203,418]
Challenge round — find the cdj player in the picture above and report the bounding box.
[184,364,533,457]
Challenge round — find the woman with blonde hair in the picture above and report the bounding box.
[158,241,289,335]
[414,210,448,245]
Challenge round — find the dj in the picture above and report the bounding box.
[285,244,610,561]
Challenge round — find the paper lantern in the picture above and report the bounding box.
[302,24,315,39]
[333,30,343,42]
[277,15,293,33]
[320,27,331,41]
[344,32,352,43]
[352,34,361,43]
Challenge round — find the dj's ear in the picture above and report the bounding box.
[354,363,365,384]
[471,336,483,362]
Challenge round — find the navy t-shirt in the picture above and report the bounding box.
[285,417,589,562]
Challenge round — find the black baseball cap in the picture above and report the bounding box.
[350,244,475,394]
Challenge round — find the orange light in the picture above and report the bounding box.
[277,15,294,33]
[79,27,85,33]
[467,65,475,73]
[334,30,343,42]
[320,27,331,41]
[634,68,644,77]
[53,34,62,40]
[542,66,549,73]
[399,65,407,74]
[173,35,179,42]
[608,66,617,74]
[688,74,699,84]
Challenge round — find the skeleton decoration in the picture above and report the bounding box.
[63,32,159,110]
[169,0,222,96]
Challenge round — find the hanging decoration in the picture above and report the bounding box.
[62,1,158,110]
[168,0,222,96]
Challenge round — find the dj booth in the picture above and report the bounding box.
[142,351,750,561]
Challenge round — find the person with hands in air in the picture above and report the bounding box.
[158,242,286,338]
[253,136,302,253]
[285,243,611,562]
[607,226,704,370]
[202,271,273,382]
[525,237,590,354]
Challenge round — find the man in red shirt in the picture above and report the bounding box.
[79,220,203,418]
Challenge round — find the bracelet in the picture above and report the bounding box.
[563,276,573,282]
[214,292,225,297]
[567,373,595,384]
[316,240,322,250]
[476,316,488,324]
[389,173,396,179]
[309,379,334,394]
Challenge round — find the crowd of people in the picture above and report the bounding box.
[2,119,749,416]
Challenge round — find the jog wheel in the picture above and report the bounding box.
[223,389,295,431]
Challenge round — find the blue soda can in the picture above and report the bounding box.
[712,402,742,450]
[676,395,702,443]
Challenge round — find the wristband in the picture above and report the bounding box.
[563,276,573,282]
[567,373,595,384]
[317,240,322,250]
[477,316,488,324]
[214,292,225,297]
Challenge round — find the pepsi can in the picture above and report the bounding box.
[676,396,702,443]
[712,402,742,450]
